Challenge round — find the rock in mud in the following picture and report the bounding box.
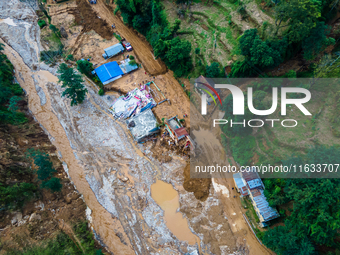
[60,27,68,38]
[11,212,22,225]
[29,213,41,222]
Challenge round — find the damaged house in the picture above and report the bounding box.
[126,109,160,142]
[165,116,188,142]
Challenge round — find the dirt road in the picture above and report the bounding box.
[87,0,167,75]
[216,178,276,255]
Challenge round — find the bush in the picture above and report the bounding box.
[129,55,135,60]
[229,136,256,165]
[98,89,104,96]
[40,45,64,65]
[66,54,74,61]
[38,19,46,29]
[129,60,137,66]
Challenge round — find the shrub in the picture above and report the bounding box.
[98,89,104,96]
[66,54,74,61]
[129,55,135,60]
[129,60,137,66]
[38,19,46,29]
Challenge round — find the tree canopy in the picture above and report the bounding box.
[116,0,193,77]
[57,63,88,106]
[263,146,340,253]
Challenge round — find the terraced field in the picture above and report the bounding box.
[163,0,274,76]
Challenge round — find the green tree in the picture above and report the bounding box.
[41,177,62,192]
[57,63,88,106]
[76,59,93,76]
[302,22,335,60]
[7,96,21,112]
[0,182,37,210]
[163,37,193,77]
[275,0,321,42]
[206,62,222,78]
[66,54,74,61]
[231,29,284,77]
[263,146,340,252]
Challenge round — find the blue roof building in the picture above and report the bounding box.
[94,61,124,85]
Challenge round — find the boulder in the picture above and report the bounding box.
[11,212,22,225]
[60,27,68,39]
[29,212,41,222]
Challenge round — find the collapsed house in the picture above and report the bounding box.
[126,109,160,142]
[109,85,157,119]
[93,59,138,85]
[164,116,194,150]
[233,167,280,227]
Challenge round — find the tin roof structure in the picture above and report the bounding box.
[104,43,124,58]
[241,167,264,190]
[174,127,188,139]
[119,59,138,74]
[250,188,280,222]
[165,116,188,140]
[233,172,249,196]
[126,109,160,142]
[95,61,124,85]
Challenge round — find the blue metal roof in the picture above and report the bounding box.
[95,62,124,84]
[104,43,124,58]
[251,189,280,222]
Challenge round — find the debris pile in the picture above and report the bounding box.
[109,83,157,119]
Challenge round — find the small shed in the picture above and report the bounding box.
[126,109,160,142]
[94,61,124,85]
[233,172,249,196]
[102,43,124,59]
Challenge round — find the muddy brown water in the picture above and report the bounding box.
[150,180,200,246]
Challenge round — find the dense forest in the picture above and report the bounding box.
[115,0,338,78]
[115,0,193,77]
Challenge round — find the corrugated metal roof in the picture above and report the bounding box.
[174,127,188,139]
[242,167,264,190]
[95,61,124,84]
[233,173,249,196]
[168,117,182,130]
[104,43,124,58]
[119,61,138,74]
[251,188,280,222]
